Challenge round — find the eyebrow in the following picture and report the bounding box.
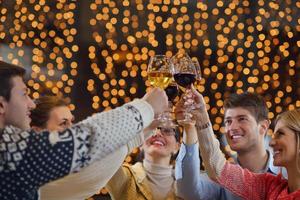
[20,87,28,92]
[59,118,73,124]
[225,115,248,120]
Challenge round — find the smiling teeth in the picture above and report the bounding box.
[153,141,164,146]
[232,135,242,139]
[273,150,280,155]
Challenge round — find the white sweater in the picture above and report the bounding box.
[0,99,154,200]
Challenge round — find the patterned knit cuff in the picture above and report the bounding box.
[126,134,144,152]
[127,99,154,128]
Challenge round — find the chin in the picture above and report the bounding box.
[149,149,166,156]
[273,161,282,167]
[273,158,284,167]
[229,145,241,152]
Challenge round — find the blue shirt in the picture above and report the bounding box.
[175,143,287,200]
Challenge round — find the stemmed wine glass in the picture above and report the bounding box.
[172,52,197,124]
[192,59,202,82]
[147,55,178,128]
[192,59,202,89]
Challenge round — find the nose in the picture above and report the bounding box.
[28,96,36,110]
[227,120,239,131]
[269,137,276,148]
[154,129,163,137]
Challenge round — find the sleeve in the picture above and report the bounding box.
[175,143,227,200]
[39,145,128,200]
[0,99,153,196]
[106,165,131,200]
[196,118,268,200]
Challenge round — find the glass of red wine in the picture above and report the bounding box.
[192,59,202,82]
[172,52,197,124]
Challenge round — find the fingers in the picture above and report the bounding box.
[143,88,168,116]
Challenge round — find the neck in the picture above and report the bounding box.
[144,154,171,166]
[287,165,300,193]
[0,119,4,129]
[237,145,268,173]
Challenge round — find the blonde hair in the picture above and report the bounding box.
[275,109,300,173]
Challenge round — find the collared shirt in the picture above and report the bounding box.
[175,143,287,200]
[233,149,288,178]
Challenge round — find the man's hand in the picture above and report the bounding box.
[142,87,168,117]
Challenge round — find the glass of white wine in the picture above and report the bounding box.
[147,55,178,128]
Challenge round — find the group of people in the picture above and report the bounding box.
[0,60,299,200]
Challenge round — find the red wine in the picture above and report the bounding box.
[165,85,178,101]
[174,73,196,88]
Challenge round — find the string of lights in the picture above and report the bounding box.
[0,0,299,198]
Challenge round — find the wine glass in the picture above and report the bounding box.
[147,55,178,128]
[172,52,197,124]
[192,59,202,88]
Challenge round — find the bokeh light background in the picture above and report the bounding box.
[0,0,299,198]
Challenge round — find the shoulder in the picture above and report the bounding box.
[123,162,146,183]
[0,126,35,172]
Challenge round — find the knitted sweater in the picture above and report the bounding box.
[195,110,300,200]
[39,146,128,200]
[0,99,154,200]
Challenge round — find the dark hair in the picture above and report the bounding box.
[30,96,69,128]
[0,60,26,101]
[223,92,269,122]
[174,127,181,142]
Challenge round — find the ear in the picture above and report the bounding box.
[173,142,180,154]
[31,126,43,132]
[0,96,8,115]
[259,119,270,136]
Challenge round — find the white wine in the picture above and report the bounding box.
[148,71,173,89]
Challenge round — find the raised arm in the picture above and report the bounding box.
[40,116,162,200]
[39,146,128,200]
[176,87,269,200]
[0,88,168,199]
[175,112,232,200]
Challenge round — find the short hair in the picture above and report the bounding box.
[223,92,269,122]
[0,60,26,101]
[30,96,69,128]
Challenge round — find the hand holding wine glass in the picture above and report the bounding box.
[147,55,178,128]
[172,52,198,124]
[142,87,168,117]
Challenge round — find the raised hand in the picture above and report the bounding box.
[142,87,168,117]
[175,84,209,126]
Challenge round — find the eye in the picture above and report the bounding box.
[224,119,232,126]
[238,117,248,122]
[273,131,284,139]
[161,128,175,135]
[59,121,68,127]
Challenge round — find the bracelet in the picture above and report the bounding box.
[196,122,211,130]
